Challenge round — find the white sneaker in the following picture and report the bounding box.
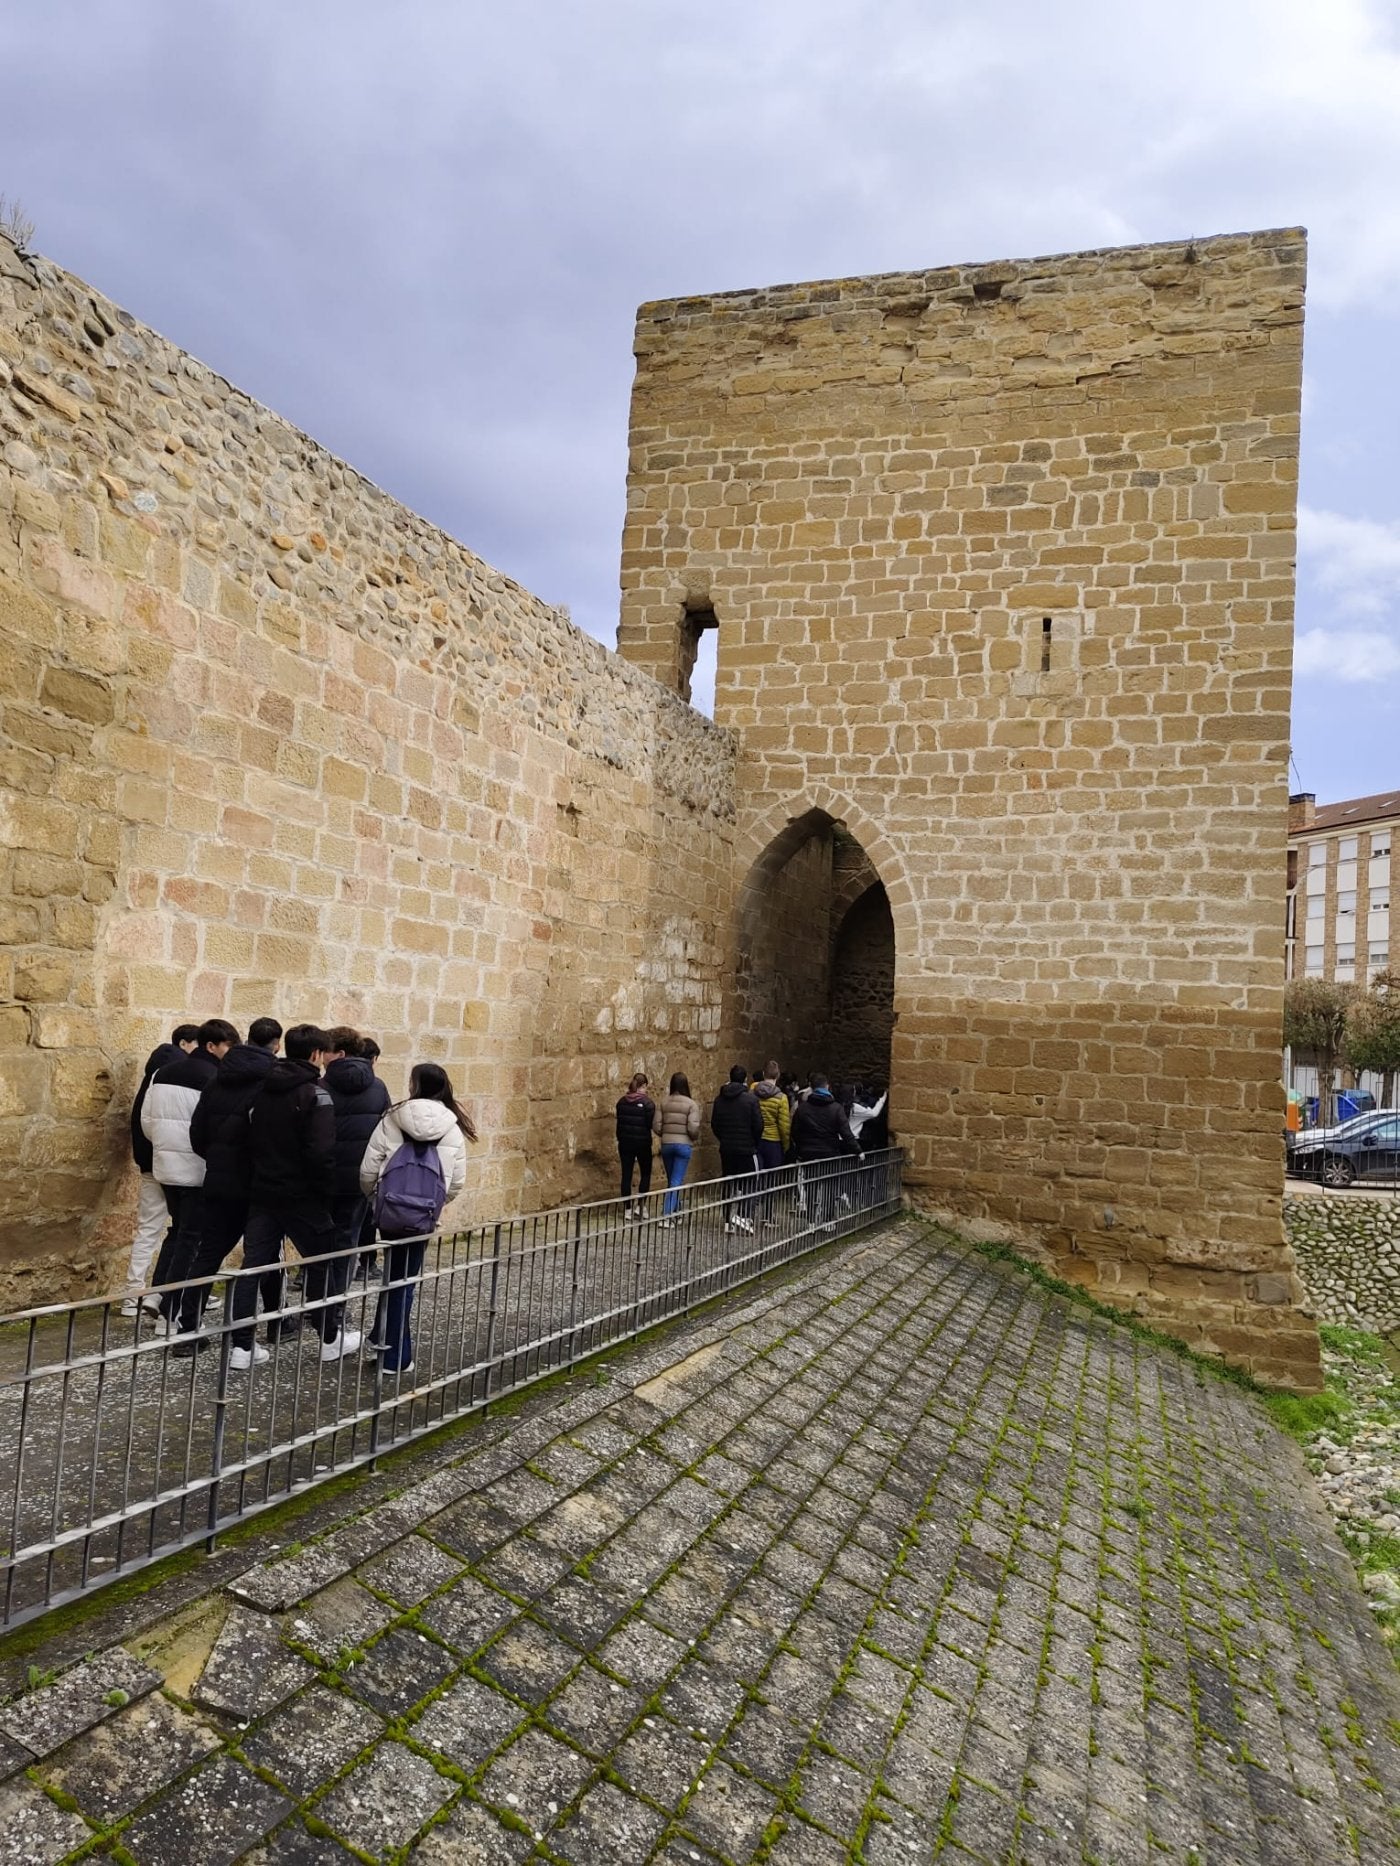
[119,1300,139,1318]
[228,1343,270,1371]
[321,1329,362,1362]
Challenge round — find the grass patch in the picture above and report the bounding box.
[1261,1386,1351,1442]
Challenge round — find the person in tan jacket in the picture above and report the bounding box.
[653,1073,702,1224]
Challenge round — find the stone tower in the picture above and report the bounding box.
[617,229,1321,1389]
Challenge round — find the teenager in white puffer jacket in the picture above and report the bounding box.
[359,1062,474,1377]
[140,1019,238,1330]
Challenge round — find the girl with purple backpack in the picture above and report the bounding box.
[359,1063,474,1376]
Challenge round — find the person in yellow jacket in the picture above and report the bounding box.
[753,1062,792,1225]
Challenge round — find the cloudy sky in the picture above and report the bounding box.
[5,0,1400,802]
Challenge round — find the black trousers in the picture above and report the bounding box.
[237,1200,340,1348]
[719,1148,757,1219]
[619,1140,652,1201]
[152,1185,204,1320]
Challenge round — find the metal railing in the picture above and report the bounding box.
[0,1149,902,1632]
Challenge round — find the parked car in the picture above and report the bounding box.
[1287,1112,1400,1189]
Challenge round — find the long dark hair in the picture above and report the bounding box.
[669,1072,690,1096]
[406,1061,478,1140]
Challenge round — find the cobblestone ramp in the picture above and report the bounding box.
[1,1218,1397,1865]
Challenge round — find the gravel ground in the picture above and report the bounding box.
[1286,1322,1400,1647]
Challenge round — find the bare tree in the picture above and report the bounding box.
[0,194,36,251]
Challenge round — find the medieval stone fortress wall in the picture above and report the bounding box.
[619,228,1319,1388]
[0,233,736,1309]
[0,225,1321,1385]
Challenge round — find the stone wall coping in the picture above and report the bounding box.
[636,225,1306,326]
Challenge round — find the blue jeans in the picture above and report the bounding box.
[373,1234,426,1371]
[660,1143,692,1215]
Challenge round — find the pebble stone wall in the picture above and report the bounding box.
[1285,1191,1400,1333]
[0,234,736,1307]
[619,229,1321,1388]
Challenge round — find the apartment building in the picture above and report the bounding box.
[1286,790,1398,984]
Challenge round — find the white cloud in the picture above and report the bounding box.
[1298,506,1400,617]
[1294,626,1400,682]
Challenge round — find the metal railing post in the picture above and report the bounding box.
[205,1277,235,1551]
[483,1222,503,1407]
[567,1202,582,1369]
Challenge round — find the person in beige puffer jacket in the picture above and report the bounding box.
[652,1073,701,1224]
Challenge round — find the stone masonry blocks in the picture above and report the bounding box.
[618,229,1320,1388]
[0,233,735,1307]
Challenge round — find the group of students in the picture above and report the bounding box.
[615,1062,888,1232]
[128,1018,475,1375]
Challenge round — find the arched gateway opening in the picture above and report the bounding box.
[735,808,895,1093]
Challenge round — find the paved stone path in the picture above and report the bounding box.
[2,1218,1398,1864]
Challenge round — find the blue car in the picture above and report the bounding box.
[1287,1112,1400,1189]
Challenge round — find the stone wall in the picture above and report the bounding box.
[618,229,1321,1388]
[1285,1192,1400,1333]
[0,234,736,1307]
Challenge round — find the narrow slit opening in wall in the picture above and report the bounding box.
[1040,616,1052,673]
[681,603,718,715]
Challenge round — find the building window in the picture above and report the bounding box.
[1309,843,1327,866]
[1338,891,1357,916]
[1337,861,1358,892]
[1337,941,1356,981]
[1371,946,1390,971]
[1373,892,1390,914]
[1339,836,1358,861]
[1305,945,1324,976]
[1373,835,1392,860]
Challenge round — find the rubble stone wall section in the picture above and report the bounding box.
[0,235,736,1306]
[620,229,1320,1387]
[1285,1192,1400,1333]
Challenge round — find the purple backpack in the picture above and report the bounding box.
[374,1139,447,1238]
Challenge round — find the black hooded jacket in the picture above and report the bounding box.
[323,1055,391,1197]
[129,1043,177,1172]
[247,1058,336,1207]
[189,1043,277,1201]
[710,1080,763,1154]
[790,1092,858,1162]
[615,1089,657,1151]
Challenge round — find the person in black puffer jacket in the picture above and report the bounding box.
[615,1073,657,1216]
[790,1074,859,1229]
[238,1025,355,1364]
[323,1025,391,1282]
[175,1023,283,1341]
[710,1065,763,1234]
